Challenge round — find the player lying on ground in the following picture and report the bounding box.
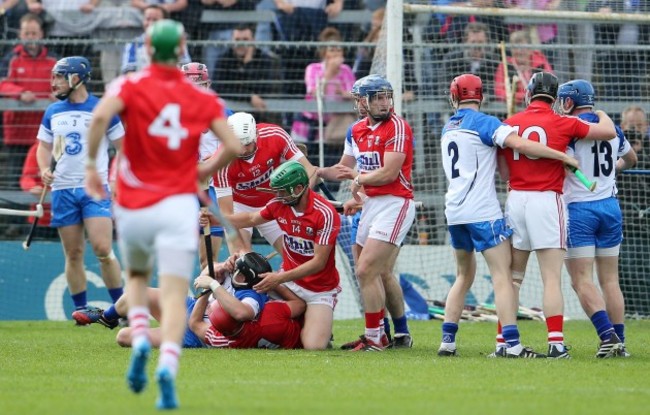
[219,160,341,350]
[558,79,637,358]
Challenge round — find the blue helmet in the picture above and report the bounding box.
[52,56,92,84]
[357,75,393,99]
[558,79,595,112]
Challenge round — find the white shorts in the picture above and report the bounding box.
[283,280,340,310]
[505,190,566,251]
[234,201,284,245]
[356,195,415,247]
[114,194,199,278]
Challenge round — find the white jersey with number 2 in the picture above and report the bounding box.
[441,108,515,225]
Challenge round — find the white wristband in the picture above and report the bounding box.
[209,280,221,292]
[85,158,97,169]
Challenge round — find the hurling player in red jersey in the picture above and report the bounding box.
[84,20,241,410]
[213,112,318,254]
[498,72,617,359]
[225,160,341,350]
[344,76,416,351]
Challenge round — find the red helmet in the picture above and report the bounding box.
[208,301,243,337]
[449,74,483,105]
[181,62,210,86]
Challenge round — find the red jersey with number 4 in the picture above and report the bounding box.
[105,64,227,208]
[502,101,591,193]
[213,124,302,207]
[259,191,340,292]
[350,113,414,199]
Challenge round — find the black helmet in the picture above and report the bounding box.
[526,71,558,102]
[231,252,272,290]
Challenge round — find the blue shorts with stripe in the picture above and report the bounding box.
[50,186,112,228]
[448,218,512,252]
[567,197,622,249]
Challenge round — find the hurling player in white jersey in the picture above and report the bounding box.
[181,62,228,269]
[212,112,317,254]
[558,80,637,358]
[37,57,125,323]
[439,74,578,358]
[317,75,414,349]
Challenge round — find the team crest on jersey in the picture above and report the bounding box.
[267,159,274,166]
[284,235,314,256]
[446,119,461,129]
[277,217,287,225]
[238,172,246,178]
[235,168,273,191]
[358,151,381,171]
[305,227,314,236]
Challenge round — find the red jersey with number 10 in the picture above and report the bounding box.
[105,64,227,208]
[213,123,302,207]
[502,101,591,193]
[350,113,414,199]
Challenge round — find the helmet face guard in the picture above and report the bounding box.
[227,112,258,159]
[269,160,310,206]
[231,252,272,290]
[557,79,595,114]
[358,75,394,122]
[181,62,210,87]
[51,56,91,100]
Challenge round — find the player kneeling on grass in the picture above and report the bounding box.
[190,252,305,349]
[217,160,341,350]
[439,73,579,358]
[558,79,637,358]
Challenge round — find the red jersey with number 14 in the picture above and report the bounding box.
[259,191,340,292]
[350,113,414,199]
[105,64,227,208]
[213,123,302,207]
[502,101,591,193]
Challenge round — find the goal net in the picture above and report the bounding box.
[367,1,650,319]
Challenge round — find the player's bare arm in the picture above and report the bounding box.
[316,155,356,181]
[215,193,250,253]
[199,117,241,180]
[616,148,638,173]
[194,274,255,321]
[86,95,125,199]
[227,211,268,230]
[188,294,211,340]
[585,110,617,140]
[504,132,579,170]
[297,156,319,188]
[253,243,333,293]
[351,151,405,200]
[36,141,54,186]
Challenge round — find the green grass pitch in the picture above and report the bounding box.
[1,319,648,415]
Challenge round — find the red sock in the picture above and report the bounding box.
[546,315,564,344]
[364,311,383,344]
[496,321,505,346]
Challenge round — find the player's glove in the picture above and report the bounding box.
[232,252,272,290]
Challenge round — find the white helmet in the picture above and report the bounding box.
[227,112,257,146]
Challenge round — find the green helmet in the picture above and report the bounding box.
[147,19,184,63]
[270,161,309,205]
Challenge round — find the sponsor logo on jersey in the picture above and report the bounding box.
[284,235,314,256]
[358,151,381,171]
[235,168,273,191]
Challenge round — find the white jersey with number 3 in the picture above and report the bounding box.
[563,114,632,204]
[441,108,516,225]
